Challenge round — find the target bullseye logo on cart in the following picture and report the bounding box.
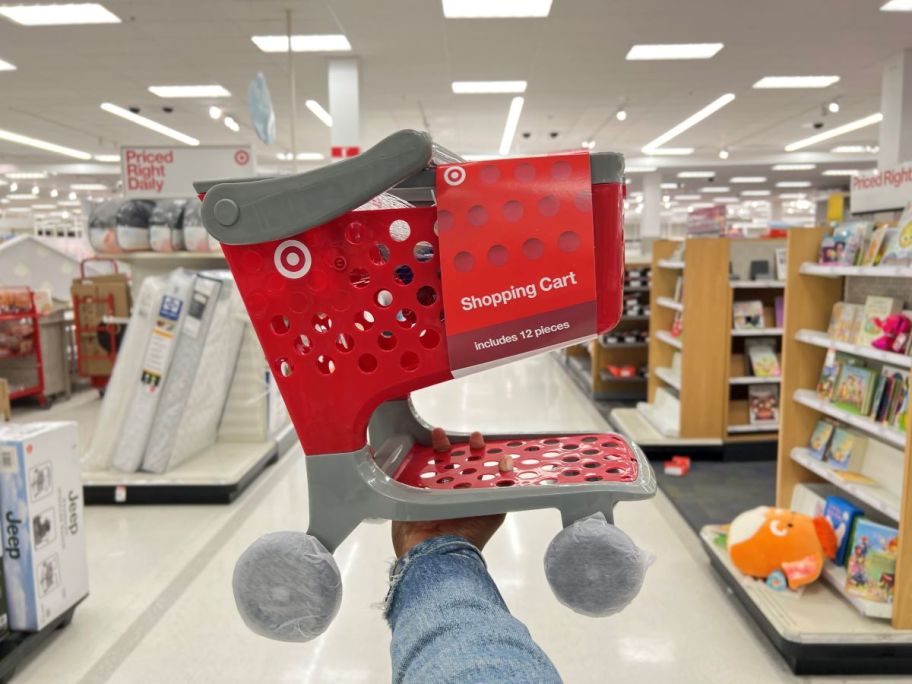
[275,240,312,279]
[443,166,467,186]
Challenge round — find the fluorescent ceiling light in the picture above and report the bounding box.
[251,35,351,53]
[822,169,860,176]
[715,197,740,203]
[626,43,723,60]
[690,202,716,209]
[700,186,730,193]
[0,3,120,25]
[5,207,30,212]
[0,57,15,71]
[780,193,807,199]
[785,113,883,152]
[772,163,816,171]
[452,80,527,94]
[0,127,91,160]
[305,99,333,127]
[741,190,771,196]
[881,0,912,10]
[223,116,239,132]
[208,106,222,120]
[6,194,34,200]
[498,96,524,156]
[31,203,56,210]
[647,147,694,156]
[677,171,714,178]
[731,176,767,183]
[57,200,80,207]
[660,182,679,189]
[675,194,701,200]
[776,181,811,188]
[625,166,658,173]
[70,183,107,190]
[67,191,76,200]
[831,144,879,154]
[753,76,840,89]
[442,0,552,18]
[148,85,230,98]
[93,154,119,162]
[277,152,325,161]
[5,171,47,179]
[100,103,199,146]
[642,93,735,153]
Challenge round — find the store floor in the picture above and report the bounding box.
[10,355,903,683]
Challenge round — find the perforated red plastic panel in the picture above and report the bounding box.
[219,180,623,456]
[392,433,638,490]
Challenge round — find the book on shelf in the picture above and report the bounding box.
[818,222,871,265]
[845,518,898,604]
[861,226,891,266]
[832,364,877,414]
[880,201,912,266]
[745,338,780,377]
[816,349,859,400]
[748,384,779,424]
[671,309,683,337]
[857,296,903,348]
[775,247,787,280]
[807,418,837,460]
[831,469,879,486]
[673,275,683,302]
[825,427,868,471]
[733,300,764,329]
[874,366,909,431]
[774,296,784,328]
[826,302,864,343]
[823,495,864,566]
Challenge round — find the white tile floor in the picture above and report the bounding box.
[8,354,906,683]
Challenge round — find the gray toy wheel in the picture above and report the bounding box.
[544,513,652,617]
[232,531,343,642]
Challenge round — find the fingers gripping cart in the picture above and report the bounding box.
[197,131,656,642]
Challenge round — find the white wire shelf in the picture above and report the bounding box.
[799,263,912,278]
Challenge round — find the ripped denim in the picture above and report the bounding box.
[384,535,562,684]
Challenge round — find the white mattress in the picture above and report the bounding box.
[216,326,271,443]
[82,275,167,470]
[111,269,196,472]
[141,272,245,473]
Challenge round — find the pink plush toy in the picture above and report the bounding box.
[872,314,912,353]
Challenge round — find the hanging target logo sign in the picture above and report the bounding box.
[443,166,467,186]
[274,240,312,279]
[234,149,251,165]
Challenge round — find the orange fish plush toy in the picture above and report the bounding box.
[728,506,837,589]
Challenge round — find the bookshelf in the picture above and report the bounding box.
[615,237,786,447]
[561,256,651,401]
[777,226,912,630]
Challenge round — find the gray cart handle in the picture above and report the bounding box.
[196,129,624,246]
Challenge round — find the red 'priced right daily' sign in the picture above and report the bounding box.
[435,152,597,375]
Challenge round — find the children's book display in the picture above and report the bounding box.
[816,350,909,432]
[733,300,765,329]
[817,214,912,268]
[846,518,899,604]
[824,298,912,355]
[748,384,779,425]
[746,338,781,377]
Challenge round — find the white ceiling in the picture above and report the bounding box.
[0,0,906,194]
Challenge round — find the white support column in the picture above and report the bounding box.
[328,58,360,159]
[879,50,912,169]
[769,198,783,223]
[640,172,662,238]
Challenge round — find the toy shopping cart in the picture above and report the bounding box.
[197,130,656,641]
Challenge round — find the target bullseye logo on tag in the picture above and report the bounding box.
[274,240,312,279]
[443,166,466,186]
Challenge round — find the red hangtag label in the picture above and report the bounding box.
[436,152,597,374]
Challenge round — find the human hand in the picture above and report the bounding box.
[392,428,506,557]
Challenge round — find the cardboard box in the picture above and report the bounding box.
[0,422,88,631]
[71,273,131,377]
[0,379,9,422]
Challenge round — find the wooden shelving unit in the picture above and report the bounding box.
[561,256,651,401]
[777,226,912,631]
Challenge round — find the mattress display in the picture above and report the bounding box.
[149,200,187,253]
[141,272,246,473]
[111,269,195,472]
[115,199,156,252]
[82,274,167,471]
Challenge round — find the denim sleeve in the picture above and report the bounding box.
[384,535,562,684]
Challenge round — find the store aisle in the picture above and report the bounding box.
[10,355,895,683]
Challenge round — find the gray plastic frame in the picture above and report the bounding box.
[306,399,656,552]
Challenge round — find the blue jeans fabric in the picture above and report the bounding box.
[384,535,562,684]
